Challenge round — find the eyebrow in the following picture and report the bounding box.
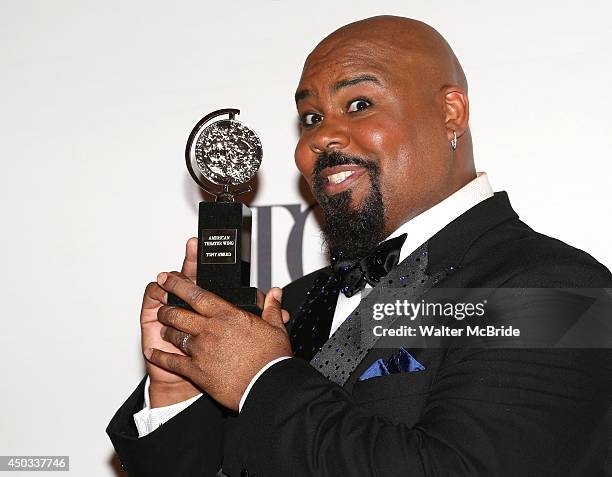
[294,74,383,104]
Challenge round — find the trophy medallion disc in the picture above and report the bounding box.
[194,119,262,186]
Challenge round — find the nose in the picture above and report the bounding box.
[308,119,350,155]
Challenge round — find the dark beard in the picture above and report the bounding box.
[312,151,386,261]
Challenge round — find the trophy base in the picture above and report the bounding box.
[168,287,261,316]
[167,200,261,316]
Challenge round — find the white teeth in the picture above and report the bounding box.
[327,171,355,184]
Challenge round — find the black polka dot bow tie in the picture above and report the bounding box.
[331,233,408,298]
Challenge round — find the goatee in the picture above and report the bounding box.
[312,151,386,261]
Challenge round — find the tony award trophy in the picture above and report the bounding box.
[168,108,262,315]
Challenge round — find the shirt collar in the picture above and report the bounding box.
[386,172,493,262]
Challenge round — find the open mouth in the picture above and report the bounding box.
[319,165,368,195]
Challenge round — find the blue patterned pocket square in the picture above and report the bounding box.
[358,347,425,381]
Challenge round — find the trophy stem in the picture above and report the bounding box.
[216,185,235,203]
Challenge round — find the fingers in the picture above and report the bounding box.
[281,309,290,324]
[155,270,289,327]
[142,281,167,310]
[157,305,206,335]
[262,287,284,327]
[160,326,194,354]
[157,271,233,318]
[180,237,198,282]
[144,348,193,377]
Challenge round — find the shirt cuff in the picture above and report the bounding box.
[133,376,203,437]
[238,356,292,413]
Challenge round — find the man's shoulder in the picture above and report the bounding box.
[465,218,612,287]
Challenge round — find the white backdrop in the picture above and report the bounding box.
[1,1,611,475]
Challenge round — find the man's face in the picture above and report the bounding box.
[294,37,450,257]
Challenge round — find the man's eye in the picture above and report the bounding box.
[301,113,323,127]
[347,99,371,112]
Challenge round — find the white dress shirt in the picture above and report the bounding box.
[134,172,493,437]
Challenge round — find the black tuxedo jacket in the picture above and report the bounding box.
[107,192,612,476]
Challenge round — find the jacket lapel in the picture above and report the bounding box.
[309,242,455,385]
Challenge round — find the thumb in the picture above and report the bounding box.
[180,237,198,282]
[261,287,284,327]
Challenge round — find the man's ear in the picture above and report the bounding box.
[442,86,469,142]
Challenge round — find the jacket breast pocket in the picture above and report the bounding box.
[350,369,433,425]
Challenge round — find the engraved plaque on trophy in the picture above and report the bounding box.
[168,108,262,315]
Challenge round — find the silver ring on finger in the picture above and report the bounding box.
[181,333,192,354]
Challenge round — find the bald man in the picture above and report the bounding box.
[107,16,612,476]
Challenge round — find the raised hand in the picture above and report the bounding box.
[140,238,201,407]
[145,271,293,411]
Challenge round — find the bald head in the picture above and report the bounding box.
[305,16,468,95]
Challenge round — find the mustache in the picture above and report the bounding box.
[312,150,377,179]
